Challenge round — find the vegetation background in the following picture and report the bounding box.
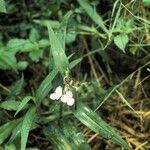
[0,0,149,150]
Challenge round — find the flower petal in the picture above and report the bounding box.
[50,93,58,100]
[55,86,63,98]
[66,91,73,98]
[67,98,75,106]
[60,94,68,103]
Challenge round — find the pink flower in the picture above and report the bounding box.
[49,86,63,100]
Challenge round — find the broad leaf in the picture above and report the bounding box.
[114,34,128,52]
[6,39,31,54]
[0,49,17,71]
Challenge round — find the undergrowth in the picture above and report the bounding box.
[0,0,150,150]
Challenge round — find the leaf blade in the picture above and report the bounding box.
[21,106,36,150]
[114,34,128,52]
[47,24,69,75]
[77,0,108,33]
[73,103,131,150]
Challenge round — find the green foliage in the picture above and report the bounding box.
[15,96,34,116]
[0,0,6,13]
[0,119,22,145]
[0,100,21,111]
[0,46,17,71]
[77,0,108,33]
[0,0,148,149]
[21,107,36,150]
[44,124,91,150]
[47,24,69,76]
[143,0,150,6]
[36,69,58,103]
[74,103,131,150]
[114,34,129,52]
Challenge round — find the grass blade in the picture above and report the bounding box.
[43,124,91,150]
[15,96,34,116]
[115,89,135,111]
[0,100,21,111]
[47,24,69,75]
[77,0,108,33]
[21,106,36,150]
[0,118,21,144]
[36,69,58,103]
[56,11,72,50]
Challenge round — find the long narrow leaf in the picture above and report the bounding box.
[0,100,21,111]
[77,0,108,33]
[56,11,72,50]
[0,118,22,144]
[15,96,34,116]
[47,24,69,75]
[36,69,58,103]
[21,106,36,150]
[73,102,131,150]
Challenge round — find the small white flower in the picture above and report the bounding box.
[49,86,63,100]
[49,86,75,106]
[60,91,75,106]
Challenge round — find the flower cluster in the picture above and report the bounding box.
[49,86,75,106]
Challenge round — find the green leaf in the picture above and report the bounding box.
[47,24,69,75]
[115,90,135,111]
[5,144,16,150]
[21,106,36,150]
[143,0,150,6]
[44,124,90,150]
[0,118,21,145]
[43,126,73,150]
[63,124,91,150]
[15,96,34,116]
[0,49,17,71]
[56,11,72,50]
[114,34,128,52]
[73,103,131,150]
[6,39,31,54]
[69,58,82,69]
[7,76,24,99]
[0,0,6,13]
[77,0,108,33]
[33,19,60,29]
[17,61,28,70]
[39,39,49,48]
[0,100,21,111]
[36,69,58,103]
[8,122,22,144]
[29,28,39,42]
[29,47,43,62]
